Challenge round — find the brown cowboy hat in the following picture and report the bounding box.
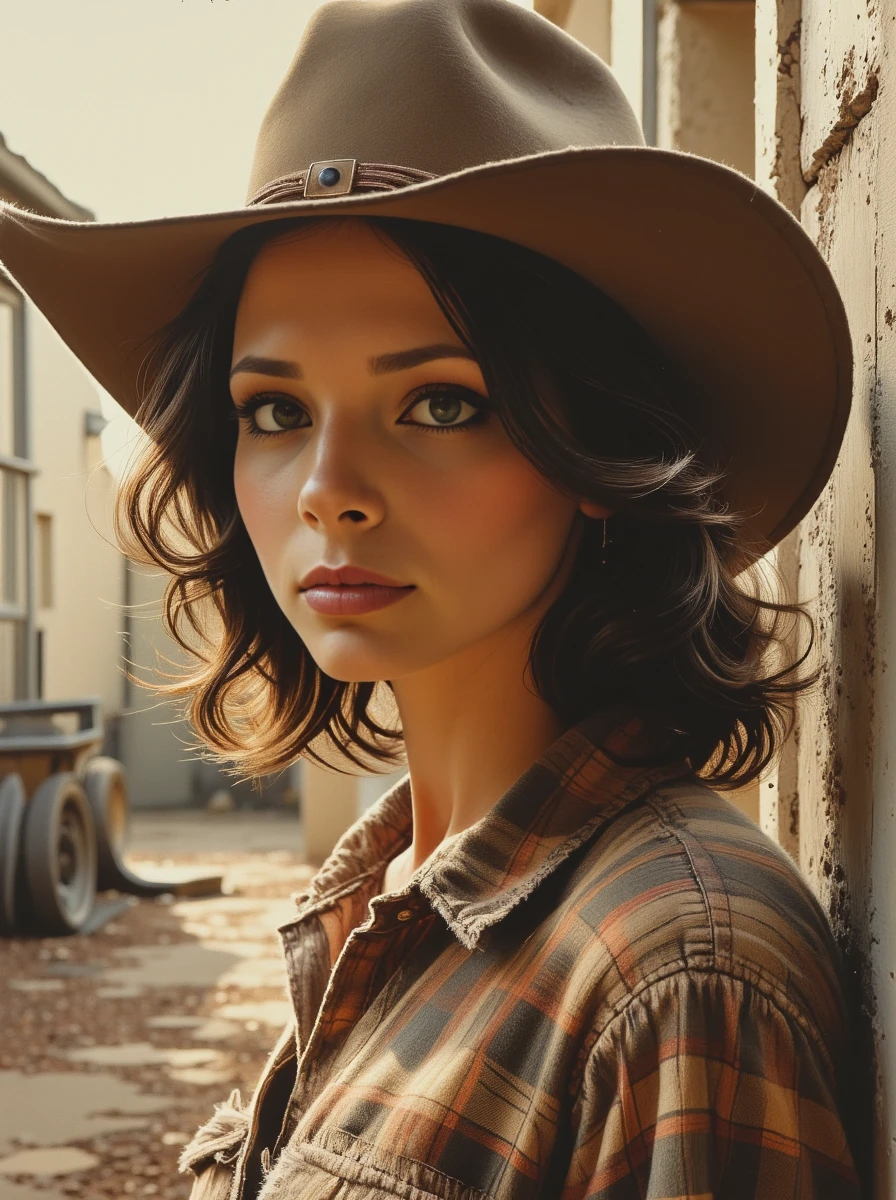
[0,0,850,560]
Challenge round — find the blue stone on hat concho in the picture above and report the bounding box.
[318,167,341,187]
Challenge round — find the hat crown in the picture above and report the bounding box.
[247,0,644,201]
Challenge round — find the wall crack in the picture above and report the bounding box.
[804,67,880,183]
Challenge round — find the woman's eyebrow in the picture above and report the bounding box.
[229,343,474,381]
[369,343,475,375]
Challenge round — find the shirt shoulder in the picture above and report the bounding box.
[569,777,850,1056]
[569,965,861,1197]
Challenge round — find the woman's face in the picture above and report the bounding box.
[231,220,606,683]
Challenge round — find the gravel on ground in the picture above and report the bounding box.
[1,812,315,1200]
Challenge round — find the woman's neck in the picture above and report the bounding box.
[389,614,566,881]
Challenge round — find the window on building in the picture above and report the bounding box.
[0,467,26,609]
[0,620,18,704]
[0,298,14,459]
[0,282,31,701]
[35,512,53,609]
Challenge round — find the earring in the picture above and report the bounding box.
[600,517,608,566]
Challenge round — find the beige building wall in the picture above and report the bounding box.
[20,306,218,812]
[118,560,195,809]
[759,0,890,1187]
[302,766,368,866]
[26,305,125,720]
[657,2,755,175]
[609,0,646,121]
[565,0,611,61]
[0,139,129,748]
[119,560,312,813]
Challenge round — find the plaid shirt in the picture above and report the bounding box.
[179,706,861,1199]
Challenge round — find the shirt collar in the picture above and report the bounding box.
[290,704,694,949]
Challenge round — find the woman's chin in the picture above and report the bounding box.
[321,667,389,684]
[312,648,442,685]
[308,649,405,685]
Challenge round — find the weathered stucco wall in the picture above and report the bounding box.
[610,1,645,121]
[658,1,756,176]
[551,0,887,1184]
[757,0,888,1188]
[798,3,877,960]
[564,0,611,61]
[755,0,805,216]
[800,0,882,1186]
[27,305,125,720]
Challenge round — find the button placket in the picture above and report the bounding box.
[277,891,426,1130]
[313,906,407,1045]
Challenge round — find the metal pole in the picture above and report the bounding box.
[641,0,659,146]
[14,297,37,701]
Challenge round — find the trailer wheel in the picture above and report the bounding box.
[81,757,130,891]
[0,773,25,934]
[23,773,97,935]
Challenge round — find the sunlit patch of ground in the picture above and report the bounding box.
[0,810,313,1199]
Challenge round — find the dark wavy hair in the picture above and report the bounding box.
[114,214,818,788]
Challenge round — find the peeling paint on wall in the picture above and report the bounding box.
[778,17,802,77]
[756,0,806,216]
[795,0,889,1185]
[804,60,880,181]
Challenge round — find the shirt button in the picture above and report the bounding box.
[397,909,414,921]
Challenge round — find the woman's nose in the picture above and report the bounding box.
[297,421,386,531]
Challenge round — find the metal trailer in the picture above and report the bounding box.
[0,697,222,937]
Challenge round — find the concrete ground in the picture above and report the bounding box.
[0,809,314,1200]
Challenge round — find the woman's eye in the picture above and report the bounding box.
[233,386,488,440]
[254,399,306,432]
[234,395,308,438]
[401,388,488,432]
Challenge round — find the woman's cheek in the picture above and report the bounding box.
[423,454,575,587]
[234,460,298,595]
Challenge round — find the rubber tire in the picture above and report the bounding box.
[22,773,97,935]
[0,774,25,934]
[77,758,222,902]
[80,757,130,891]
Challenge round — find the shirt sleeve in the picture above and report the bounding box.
[563,969,860,1199]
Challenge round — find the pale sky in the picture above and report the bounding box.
[1,0,533,473]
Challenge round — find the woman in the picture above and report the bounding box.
[0,0,861,1196]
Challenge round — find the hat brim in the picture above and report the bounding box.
[0,145,851,557]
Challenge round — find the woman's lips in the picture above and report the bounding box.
[301,583,416,616]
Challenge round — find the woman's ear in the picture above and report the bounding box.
[578,500,613,520]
